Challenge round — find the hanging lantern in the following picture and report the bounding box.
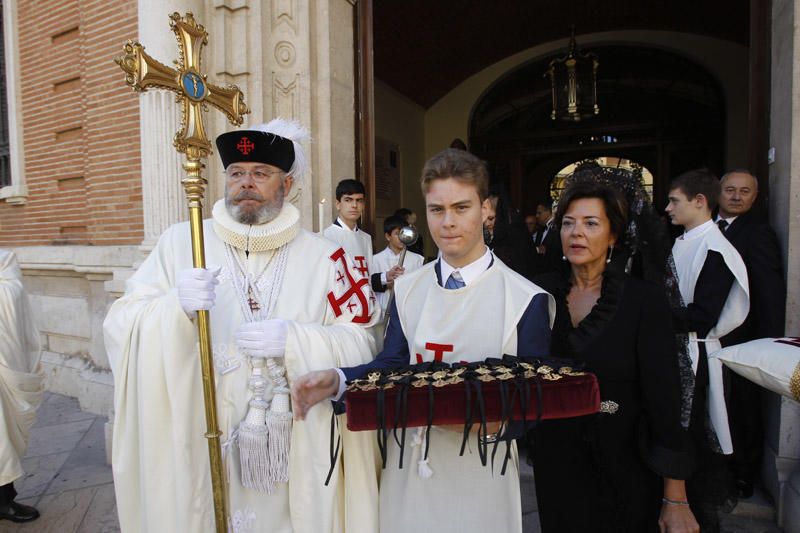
[547,28,599,122]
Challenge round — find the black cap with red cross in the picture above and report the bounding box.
[215,130,295,171]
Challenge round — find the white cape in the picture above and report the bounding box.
[104,218,380,533]
[0,249,44,486]
[672,222,749,454]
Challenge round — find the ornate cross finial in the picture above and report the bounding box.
[115,12,249,161]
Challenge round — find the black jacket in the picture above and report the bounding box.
[719,211,786,345]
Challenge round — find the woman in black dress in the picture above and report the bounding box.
[529,178,699,532]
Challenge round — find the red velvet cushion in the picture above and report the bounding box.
[345,373,600,431]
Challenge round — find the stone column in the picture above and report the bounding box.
[137,0,206,250]
[766,0,800,528]
[208,0,357,231]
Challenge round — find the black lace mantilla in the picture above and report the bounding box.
[546,266,625,358]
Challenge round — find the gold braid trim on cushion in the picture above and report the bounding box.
[791,362,800,402]
[346,363,586,392]
[212,199,300,252]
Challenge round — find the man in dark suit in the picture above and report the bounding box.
[716,170,786,498]
[532,199,562,275]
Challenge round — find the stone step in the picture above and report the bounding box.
[727,487,777,522]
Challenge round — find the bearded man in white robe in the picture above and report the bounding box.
[0,249,44,524]
[104,119,380,533]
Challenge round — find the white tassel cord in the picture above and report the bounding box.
[266,360,292,483]
[266,408,292,483]
[411,427,434,479]
[226,244,294,493]
[238,397,273,494]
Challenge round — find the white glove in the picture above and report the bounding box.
[235,319,288,359]
[177,266,221,316]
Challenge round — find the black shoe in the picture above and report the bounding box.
[737,479,754,499]
[0,500,40,522]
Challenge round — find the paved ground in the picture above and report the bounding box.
[0,393,117,533]
[0,393,785,532]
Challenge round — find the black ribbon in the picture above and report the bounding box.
[324,407,341,486]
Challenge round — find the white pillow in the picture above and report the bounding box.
[710,337,800,402]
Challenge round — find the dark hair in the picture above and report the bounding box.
[669,168,720,212]
[335,179,365,200]
[383,215,406,235]
[537,199,554,211]
[555,179,629,246]
[450,138,468,151]
[394,207,413,221]
[421,148,489,201]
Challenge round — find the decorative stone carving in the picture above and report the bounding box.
[274,41,296,67]
[272,0,297,32]
[272,74,300,120]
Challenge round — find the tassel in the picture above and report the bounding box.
[417,457,434,479]
[411,428,433,479]
[238,399,273,493]
[267,392,292,483]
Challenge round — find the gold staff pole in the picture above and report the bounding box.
[115,12,249,533]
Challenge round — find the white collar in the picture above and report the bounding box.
[681,218,715,241]
[212,199,300,252]
[715,214,738,225]
[336,217,359,233]
[439,246,492,287]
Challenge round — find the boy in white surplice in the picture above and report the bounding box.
[369,215,424,319]
[665,168,749,531]
[323,179,374,283]
[292,148,555,533]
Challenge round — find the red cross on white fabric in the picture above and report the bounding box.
[327,248,370,324]
[415,342,455,363]
[353,256,369,278]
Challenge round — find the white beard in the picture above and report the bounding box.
[226,186,284,225]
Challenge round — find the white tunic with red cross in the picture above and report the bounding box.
[323,221,373,281]
[377,258,551,533]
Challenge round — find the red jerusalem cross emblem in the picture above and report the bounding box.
[353,256,369,278]
[327,248,371,324]
[237,136,255,155]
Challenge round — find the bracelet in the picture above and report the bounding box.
[662,497,690,506]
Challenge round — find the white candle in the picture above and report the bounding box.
[318,199,326,232]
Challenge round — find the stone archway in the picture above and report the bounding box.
[468,44,726,214]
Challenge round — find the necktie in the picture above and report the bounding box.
[444,271,465,289]
[717,219,729,232]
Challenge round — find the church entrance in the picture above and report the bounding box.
[469,45,726,215]
[361,1,767,241]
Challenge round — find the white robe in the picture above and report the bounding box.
[104,207,380,533]
[672,221,749,454]
[371,247,424,317]
[0,249,44,486]
[379,258,553,533]
[323,223,374,280]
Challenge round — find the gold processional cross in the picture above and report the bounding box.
[115,12,249,533]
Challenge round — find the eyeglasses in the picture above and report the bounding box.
[225,168,284,183]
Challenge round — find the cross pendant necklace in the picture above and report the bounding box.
[247,284,261,312]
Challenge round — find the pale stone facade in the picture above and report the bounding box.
[766,0,800,528]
